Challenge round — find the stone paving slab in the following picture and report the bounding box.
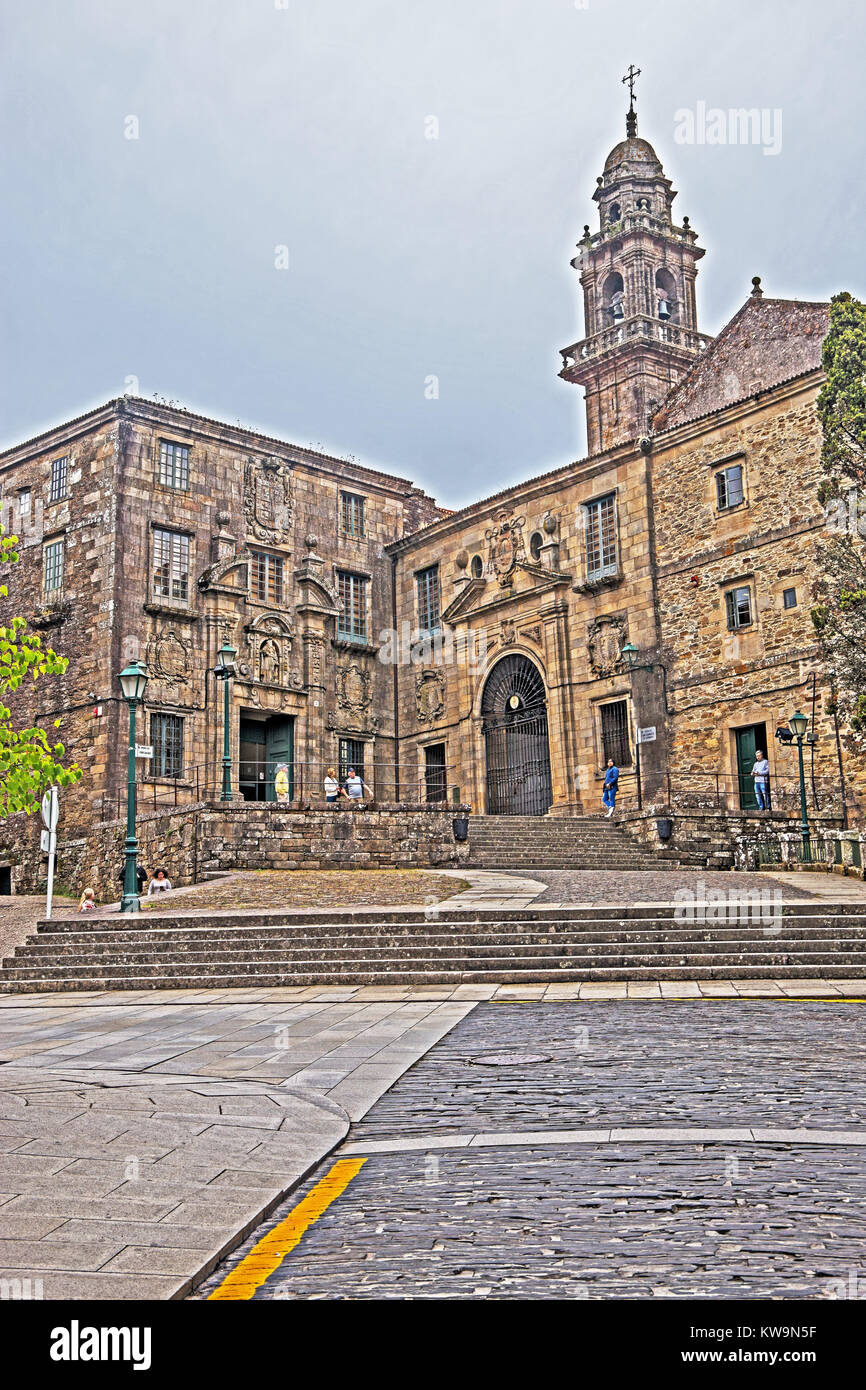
[0,995,477,1298]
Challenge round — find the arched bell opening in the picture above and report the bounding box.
[480,654,553,816]
[601,270,625,327]
[655,267,679,322]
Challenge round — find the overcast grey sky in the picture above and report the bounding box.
[1,0,863,507]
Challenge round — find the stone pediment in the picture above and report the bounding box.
[198,549,250,594]
[441,564,571,626]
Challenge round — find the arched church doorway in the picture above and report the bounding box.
[481,655,553,816]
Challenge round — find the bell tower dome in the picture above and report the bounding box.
[560,70,713,454]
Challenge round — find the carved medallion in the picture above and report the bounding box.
[416,668,446,724]
[485,510,526,586]
[337,661,372,716]
[145,628,191,694]
[244,456,292,541]
[587,616,627,677]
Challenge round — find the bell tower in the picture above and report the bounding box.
[560,68,713,454]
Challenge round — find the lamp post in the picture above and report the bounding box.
[788,710,811,863]
[214,640,237,801]
[117,660,149,913]
[621,643,642,809]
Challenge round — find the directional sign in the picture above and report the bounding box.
[41,787,59,832]
[637,727,657,744]
[135,744,154,759]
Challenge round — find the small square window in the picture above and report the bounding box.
[415,565,441,636]
[158,440,190,490]
[725,585,753,630]
[151,713,184,778]
[251,550,284,605]
[340,492,366,538]
[18,489,31,520]
[49,457,68,503]
[783,587,798,610]
[152,527,190,601]
[716,464,744,510]
[337,571,368,641]
[43,538,64,595]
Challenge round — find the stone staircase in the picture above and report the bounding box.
[2,901,866,991]
[465,814,678,870]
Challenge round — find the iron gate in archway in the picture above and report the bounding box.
[481,655,553,816]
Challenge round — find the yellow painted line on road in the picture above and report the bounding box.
[208,1157,367,1300]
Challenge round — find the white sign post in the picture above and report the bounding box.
[41,786,59,921]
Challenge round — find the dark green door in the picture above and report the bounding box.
[735,724,766,809]
[265,715,294,802]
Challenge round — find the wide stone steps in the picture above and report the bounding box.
[2,903,866,990]
[464,815,675,869]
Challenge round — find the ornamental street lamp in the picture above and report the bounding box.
[620,642,641,807]
[214,640,237,801]
[788,709,811,863]
[117,660,149,913]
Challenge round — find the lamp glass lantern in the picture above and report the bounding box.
[215,641,237,679]
[788,710,809,738]
[118,660,149,704]
[621,642,638,668]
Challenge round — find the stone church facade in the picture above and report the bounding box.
[0,105,859,841]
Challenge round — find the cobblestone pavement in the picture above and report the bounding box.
[142,869,468,915]
[0,896,78,961]
[350,1002,866,1137]
[531,870,818,904]
[196,999,866,1300]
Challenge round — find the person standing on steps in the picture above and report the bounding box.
[751,749,771,811]
[602,758,619,817]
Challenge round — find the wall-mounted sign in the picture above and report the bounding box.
[637,727,657,744]
[135,744,154,759]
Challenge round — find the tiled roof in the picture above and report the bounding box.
[653,294,829,431]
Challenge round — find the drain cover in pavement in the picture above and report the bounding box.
[468,1053,551,1066]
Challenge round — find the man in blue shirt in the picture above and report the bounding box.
[751,750,770,810]
[603,759,619,817]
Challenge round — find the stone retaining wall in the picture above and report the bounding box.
[617,807,848,870]
[0,802,470,900]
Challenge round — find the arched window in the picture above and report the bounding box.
[529,531,543,562]
[607,202,622,225]
[655,267,678,323]
[601,271,625,326]
[470,554,483,579]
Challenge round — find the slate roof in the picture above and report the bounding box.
[653,293,829,432]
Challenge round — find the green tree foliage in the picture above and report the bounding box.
[813,293,866,736]
[0,527,81,814]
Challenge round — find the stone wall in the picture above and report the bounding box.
[0,803,470,902]
[617,807,844,871]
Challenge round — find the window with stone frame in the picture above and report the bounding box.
[340,491,366,538]
[251,549,284,605]
[150,713,184,778]
[725,585,753,630]
[49,456,68,503]
[336,570,368,642]
[43,538,64,595]
[415,564,441,636]
[338,737,366,784]
[584,494,618,581]
[158,440,190,490]
[783,587,798,610]
[600,700,633,768]
[716,463,745,510]
[152,527,190,602]
[18,488,31,522]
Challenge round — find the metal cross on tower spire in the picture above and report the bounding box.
[622,64,641,136]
